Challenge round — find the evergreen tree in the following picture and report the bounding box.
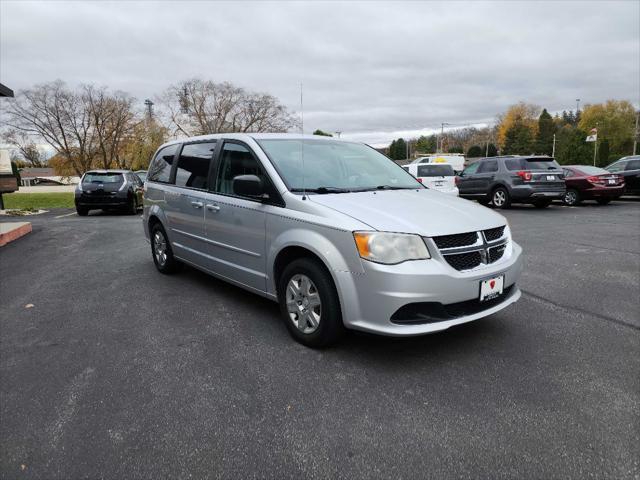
[467,145,483,157]
[554,126,592,165]
[313,129,333,137]
[597,139,610,167]
[503,122,534,154]
[486,143,498,157]
[388,140,397,159]
[415,135,437,153]
[535,108,556,155]
[395,138,407,160]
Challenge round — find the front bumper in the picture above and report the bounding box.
[335,242,523,336]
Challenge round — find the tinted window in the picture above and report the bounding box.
[562,169,574,178]
[175,142,216,190]
[606,161,625,172]
[83,173,123,184]
[504,158,559,171]
[216,143,267,197]
[462,162,480,175]
[148,144,178,183]
[477,160,498,173]
[626,160,640,170]
[417,164,454,177]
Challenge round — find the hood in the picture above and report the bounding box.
[309,189,506,236]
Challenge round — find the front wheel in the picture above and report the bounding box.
[278,258,344,348]
[76,206,89,216]
[491,187,511,209]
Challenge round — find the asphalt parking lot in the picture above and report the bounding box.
[1,201,638,479]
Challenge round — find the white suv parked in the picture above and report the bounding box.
[403,163,459,195]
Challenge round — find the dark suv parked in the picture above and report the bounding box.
[75,170,143,216]
[604,155,640,196]
[457,156,565,209]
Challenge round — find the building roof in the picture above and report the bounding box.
[0,83,14,97]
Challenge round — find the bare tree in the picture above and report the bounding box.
[3,81,97,175]
[2,129,47,167]
[84,85,136,169]
[159,78,298,136]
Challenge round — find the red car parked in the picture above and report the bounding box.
[561,166,625,206]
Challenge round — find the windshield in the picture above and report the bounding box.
[82,173,123,184]
[258,139,422,192]
[418,164,454,176]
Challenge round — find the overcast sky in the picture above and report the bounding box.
[1,0,638,145]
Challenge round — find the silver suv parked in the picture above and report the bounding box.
[143,134,523,347]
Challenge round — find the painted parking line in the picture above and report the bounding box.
[54,212,77,219]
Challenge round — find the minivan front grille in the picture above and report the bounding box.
[443,251,482,271]
[432,232,478,249]
[483,226,505,242]
[430,225,509,272]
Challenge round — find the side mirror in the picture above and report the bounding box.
[233,174,265,198]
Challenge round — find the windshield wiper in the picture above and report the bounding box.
[290,187,352,194]
[354,185,413,192]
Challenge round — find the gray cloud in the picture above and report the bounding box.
[1,0,638,145]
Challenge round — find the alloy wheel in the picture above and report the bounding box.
[493,190,506,207]
[153,231,167,267]
[285,274,322,334]
[564,191,577,205]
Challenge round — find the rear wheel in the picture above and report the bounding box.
[278,258,344,348]
[596,198,612,205]
[76,206,89,216]
[150,223,181,274]
[127,196,138,215]
[563,189,580,206]
[533,199,552,209]
[491,187,511,209]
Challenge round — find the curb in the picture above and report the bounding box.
[0,222,32,247]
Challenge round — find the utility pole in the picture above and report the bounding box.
[576,99,580,115]
[439,122,451,152]
[633,110,639,155]
[334,131,342,138]
[485,140,489,157]
[552,133,556,158]
[144,99,154,121]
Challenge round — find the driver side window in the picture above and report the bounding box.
[462,162,480,176]
[215,142,272,200]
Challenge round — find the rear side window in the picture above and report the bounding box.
[83,173,123,184]
[606,161,625,172]
[626,159,640,170]
[418,164,454,177]
[148,144,178,183]
[477,160,498,173]
[175,142,217,190]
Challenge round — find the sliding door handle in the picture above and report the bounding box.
[206,204,221,212]
[190,201,204,209]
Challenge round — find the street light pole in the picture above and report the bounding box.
[439,122,451,152]
[633,110,639,155]
[552,133,556,158]
[576,98,580,115]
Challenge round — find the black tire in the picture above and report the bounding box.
[596,198,612,205]
[533,199,552,209]
[76,206,89,216]
[278,257,344,348]
[150,223,181,274]
[563,189,581,206]
[491,187,511,209]
[127,196,138,215]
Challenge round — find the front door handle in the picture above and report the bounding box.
[206,204,221,212]
[191,201,204,209]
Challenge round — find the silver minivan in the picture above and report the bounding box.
[143,134,523,347]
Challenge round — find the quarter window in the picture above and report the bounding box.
[175,142,217,190]
[148,144,178,183]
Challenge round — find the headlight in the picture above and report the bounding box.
[353,231,430,265]
[503,224,513,258]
